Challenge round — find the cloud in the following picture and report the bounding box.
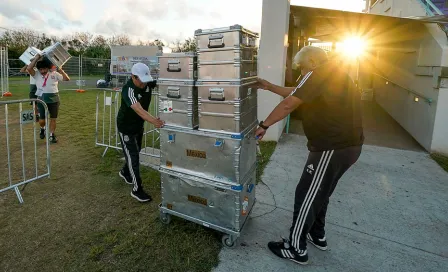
[61,0,85,21]
[0,0,44,22]
[1,0,365,45]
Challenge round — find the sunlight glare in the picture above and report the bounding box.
[337,36,368,58]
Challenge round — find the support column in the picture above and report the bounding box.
[431,87,448,154]
[257,0,291,141]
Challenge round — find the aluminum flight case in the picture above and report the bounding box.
[197,46,258,63]
[195,25,259,51]
[159,124,257,185]
[158,52,197,80]
[42,42,71,68]
[19,47,43,65]
[196,78,258,133]
[158,79,198,129]
[198,60,257,80]
[159,167,256,247]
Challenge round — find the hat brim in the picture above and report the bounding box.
[138,74,153,83]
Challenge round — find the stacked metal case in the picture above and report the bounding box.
[158,25,259,248]
[157,52,199,129]
[196,25,259,134]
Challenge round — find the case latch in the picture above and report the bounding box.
[214,139,224,148]
[168,133,176,143]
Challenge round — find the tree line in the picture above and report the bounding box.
[0,29,197,60]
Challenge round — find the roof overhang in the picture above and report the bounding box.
[290,6,444,45]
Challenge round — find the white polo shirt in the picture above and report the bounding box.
[29,68,37,85]
[33,71,63,97]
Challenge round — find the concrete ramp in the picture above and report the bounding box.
[214,134,448,272]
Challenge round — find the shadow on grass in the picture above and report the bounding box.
[0,82,279,272]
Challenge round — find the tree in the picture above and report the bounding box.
[108,34,131,46]
[171,37,197,53]
[148,39,165,47]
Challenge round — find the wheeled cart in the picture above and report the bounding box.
[159,168,256,248]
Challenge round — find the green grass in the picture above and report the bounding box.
[0,84,221,272]
[0,81,278,271]
[431,153,448,173]
[9,75,105,81]
[257,141,277,184]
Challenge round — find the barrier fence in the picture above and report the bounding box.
[0,99,51,203]
[95,87,161,169]
[1,46,9,97]
[8,57,116,93]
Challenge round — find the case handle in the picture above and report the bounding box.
[167,86,181,99]
[167,60,181,72]
[208,34,225,48]
[209,88,225,101]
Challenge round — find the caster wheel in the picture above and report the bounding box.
[160,212,171,225]
[222,235,236,248]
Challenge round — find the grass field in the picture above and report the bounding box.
[0,82,277,271]
[431,153,448,173]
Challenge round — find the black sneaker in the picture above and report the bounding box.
[307,233,328,251]
[119,170,133,185]
[40,128,45,139]
[49,134,58,144]
[131,190,152,203]
[267,238,308,265]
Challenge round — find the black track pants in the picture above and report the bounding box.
[289,145,362,250]
[119,131,143,192]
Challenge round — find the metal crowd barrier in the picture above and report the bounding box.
[0,99,51,203]
[95,88,161,169]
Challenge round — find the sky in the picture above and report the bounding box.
[0,0,367,44]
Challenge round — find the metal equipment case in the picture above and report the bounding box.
[158,52,197,80]
[197,47,257,63]
[42,42,71,68]
[196,78,258,133]
[195,25,259,50]
[158,79,198,129]
[159,167,256,247]
[159,125,257,185]
[195,25,258,80]
[19,47,43,65]
[197,60,257,80]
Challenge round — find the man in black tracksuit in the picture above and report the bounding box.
[116,63,164,202]
[254,46,364,265]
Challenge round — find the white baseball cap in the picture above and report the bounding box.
[131,62,153,83]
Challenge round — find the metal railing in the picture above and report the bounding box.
[417,0,444,16]
[0,99,51,203]
[95,88,161,169]
[373,73,434,104]
[0,46,9,97]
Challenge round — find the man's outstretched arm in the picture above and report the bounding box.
[253,78,295,98]
[255,96,303,140]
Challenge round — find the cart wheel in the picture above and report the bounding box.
[160,212,171,225]
[222,235,236,248]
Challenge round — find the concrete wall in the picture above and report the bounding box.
[369,0,448,153]
[370,0,427,17]
[257,0,290,141]
[432,87,448,154]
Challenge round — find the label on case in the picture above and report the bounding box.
[188,195,208,206]
[186,149,207,159]
[242,196,249,216]
[166,161,173,168]
[162,100,173,113]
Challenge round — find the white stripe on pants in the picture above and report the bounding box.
[291,150,334,249]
